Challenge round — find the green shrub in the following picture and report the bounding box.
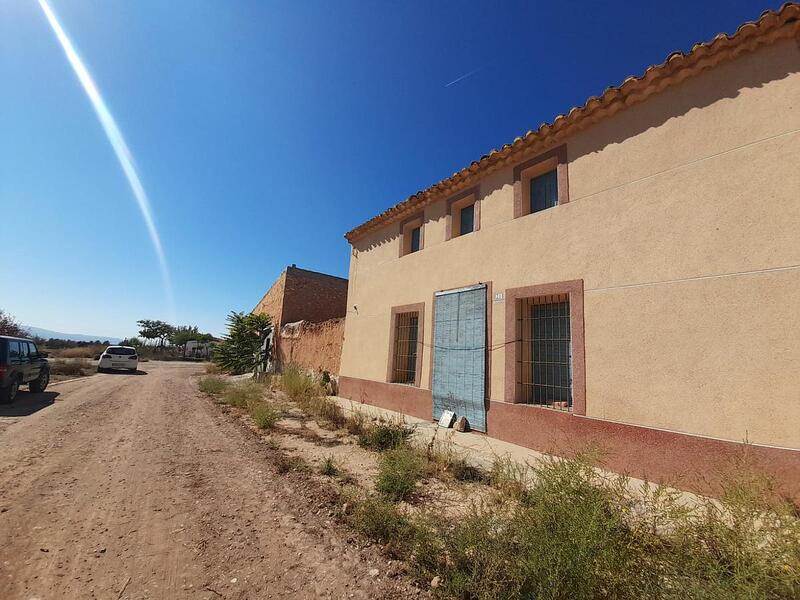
[376,445,427,502]
[198,375,228,395]
[250,402,281,430]
[358,420,413,452]
[350,496,414,546]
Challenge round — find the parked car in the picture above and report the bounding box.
[98,346,138,373]
[0,335,50,403]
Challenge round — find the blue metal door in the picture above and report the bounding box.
[432,284,487,432]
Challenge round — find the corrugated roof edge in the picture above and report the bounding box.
[344,2,800,243]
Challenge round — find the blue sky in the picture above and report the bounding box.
[0,0,775,338]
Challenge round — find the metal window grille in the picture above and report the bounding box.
[517,294,572,410]
[391,312,419,384]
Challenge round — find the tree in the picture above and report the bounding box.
[119,337,143,347]
[0,310,27,337]
[136,319,174,350]
[213,312,272,375]
[170,325,199,357]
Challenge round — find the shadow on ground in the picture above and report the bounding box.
[0,391,60,417]
[99,370,148,376]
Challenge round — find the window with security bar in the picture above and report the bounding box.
[517,294,572,410]
[391,311,419,384]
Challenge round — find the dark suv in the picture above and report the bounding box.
[0,336,50,403]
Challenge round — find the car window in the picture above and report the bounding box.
[19,342,30,360]
[107,347,136,356]
[28,342,39,357]
[8,341,21,363]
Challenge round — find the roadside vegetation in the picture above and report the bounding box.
[212,312,272,375]
[48,358,95,378]
[198,365,800,599]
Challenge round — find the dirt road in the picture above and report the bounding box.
[0,362,416,599]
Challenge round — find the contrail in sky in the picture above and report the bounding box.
[445,67,483,88]
[37,0,175,319]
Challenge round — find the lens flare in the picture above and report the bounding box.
[37,0,175,318]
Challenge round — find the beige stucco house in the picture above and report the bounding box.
[338,5,800,496]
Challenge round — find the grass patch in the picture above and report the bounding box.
[319,455,340,477]
[275,452,309,474]
[198,375,229,395]
[449,457,487,482]
[281,363,321,402]
[204,362,224,375]
[358,420,413,452]
[489,454,531,501]
[250,402,282,430]
[346,408,368,436]
[376,445,427,502]
[220,381,264,408]
[280,364,347,428]
[49,359,93,377]
[357,452,800,600]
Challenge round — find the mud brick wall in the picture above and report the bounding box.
[278,318,345,375]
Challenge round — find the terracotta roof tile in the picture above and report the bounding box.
[345,3,800,243]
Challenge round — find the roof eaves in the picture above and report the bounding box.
[344,2,800,243]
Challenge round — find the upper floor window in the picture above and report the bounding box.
[399,214,424,256]
[513,145,569,219]
[410,226,421,253]
[531,169,559,213]
[459,203,475,235]
[445,186,480,240]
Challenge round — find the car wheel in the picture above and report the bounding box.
[0,379,20,404]
[30,369,50,393]
[97,367,106,373]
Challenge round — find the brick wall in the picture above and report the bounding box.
[281,266,348,325]
[278,318,345,375]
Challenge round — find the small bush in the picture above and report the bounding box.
[250,402,281,430]
[358,420,413,452]
[350,496,414,546]
[221,381,264,408]
[319,455,340,477]
[198,375,228,395]
[376,445,426,501]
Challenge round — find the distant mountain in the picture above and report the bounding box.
[23,326,121,344]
